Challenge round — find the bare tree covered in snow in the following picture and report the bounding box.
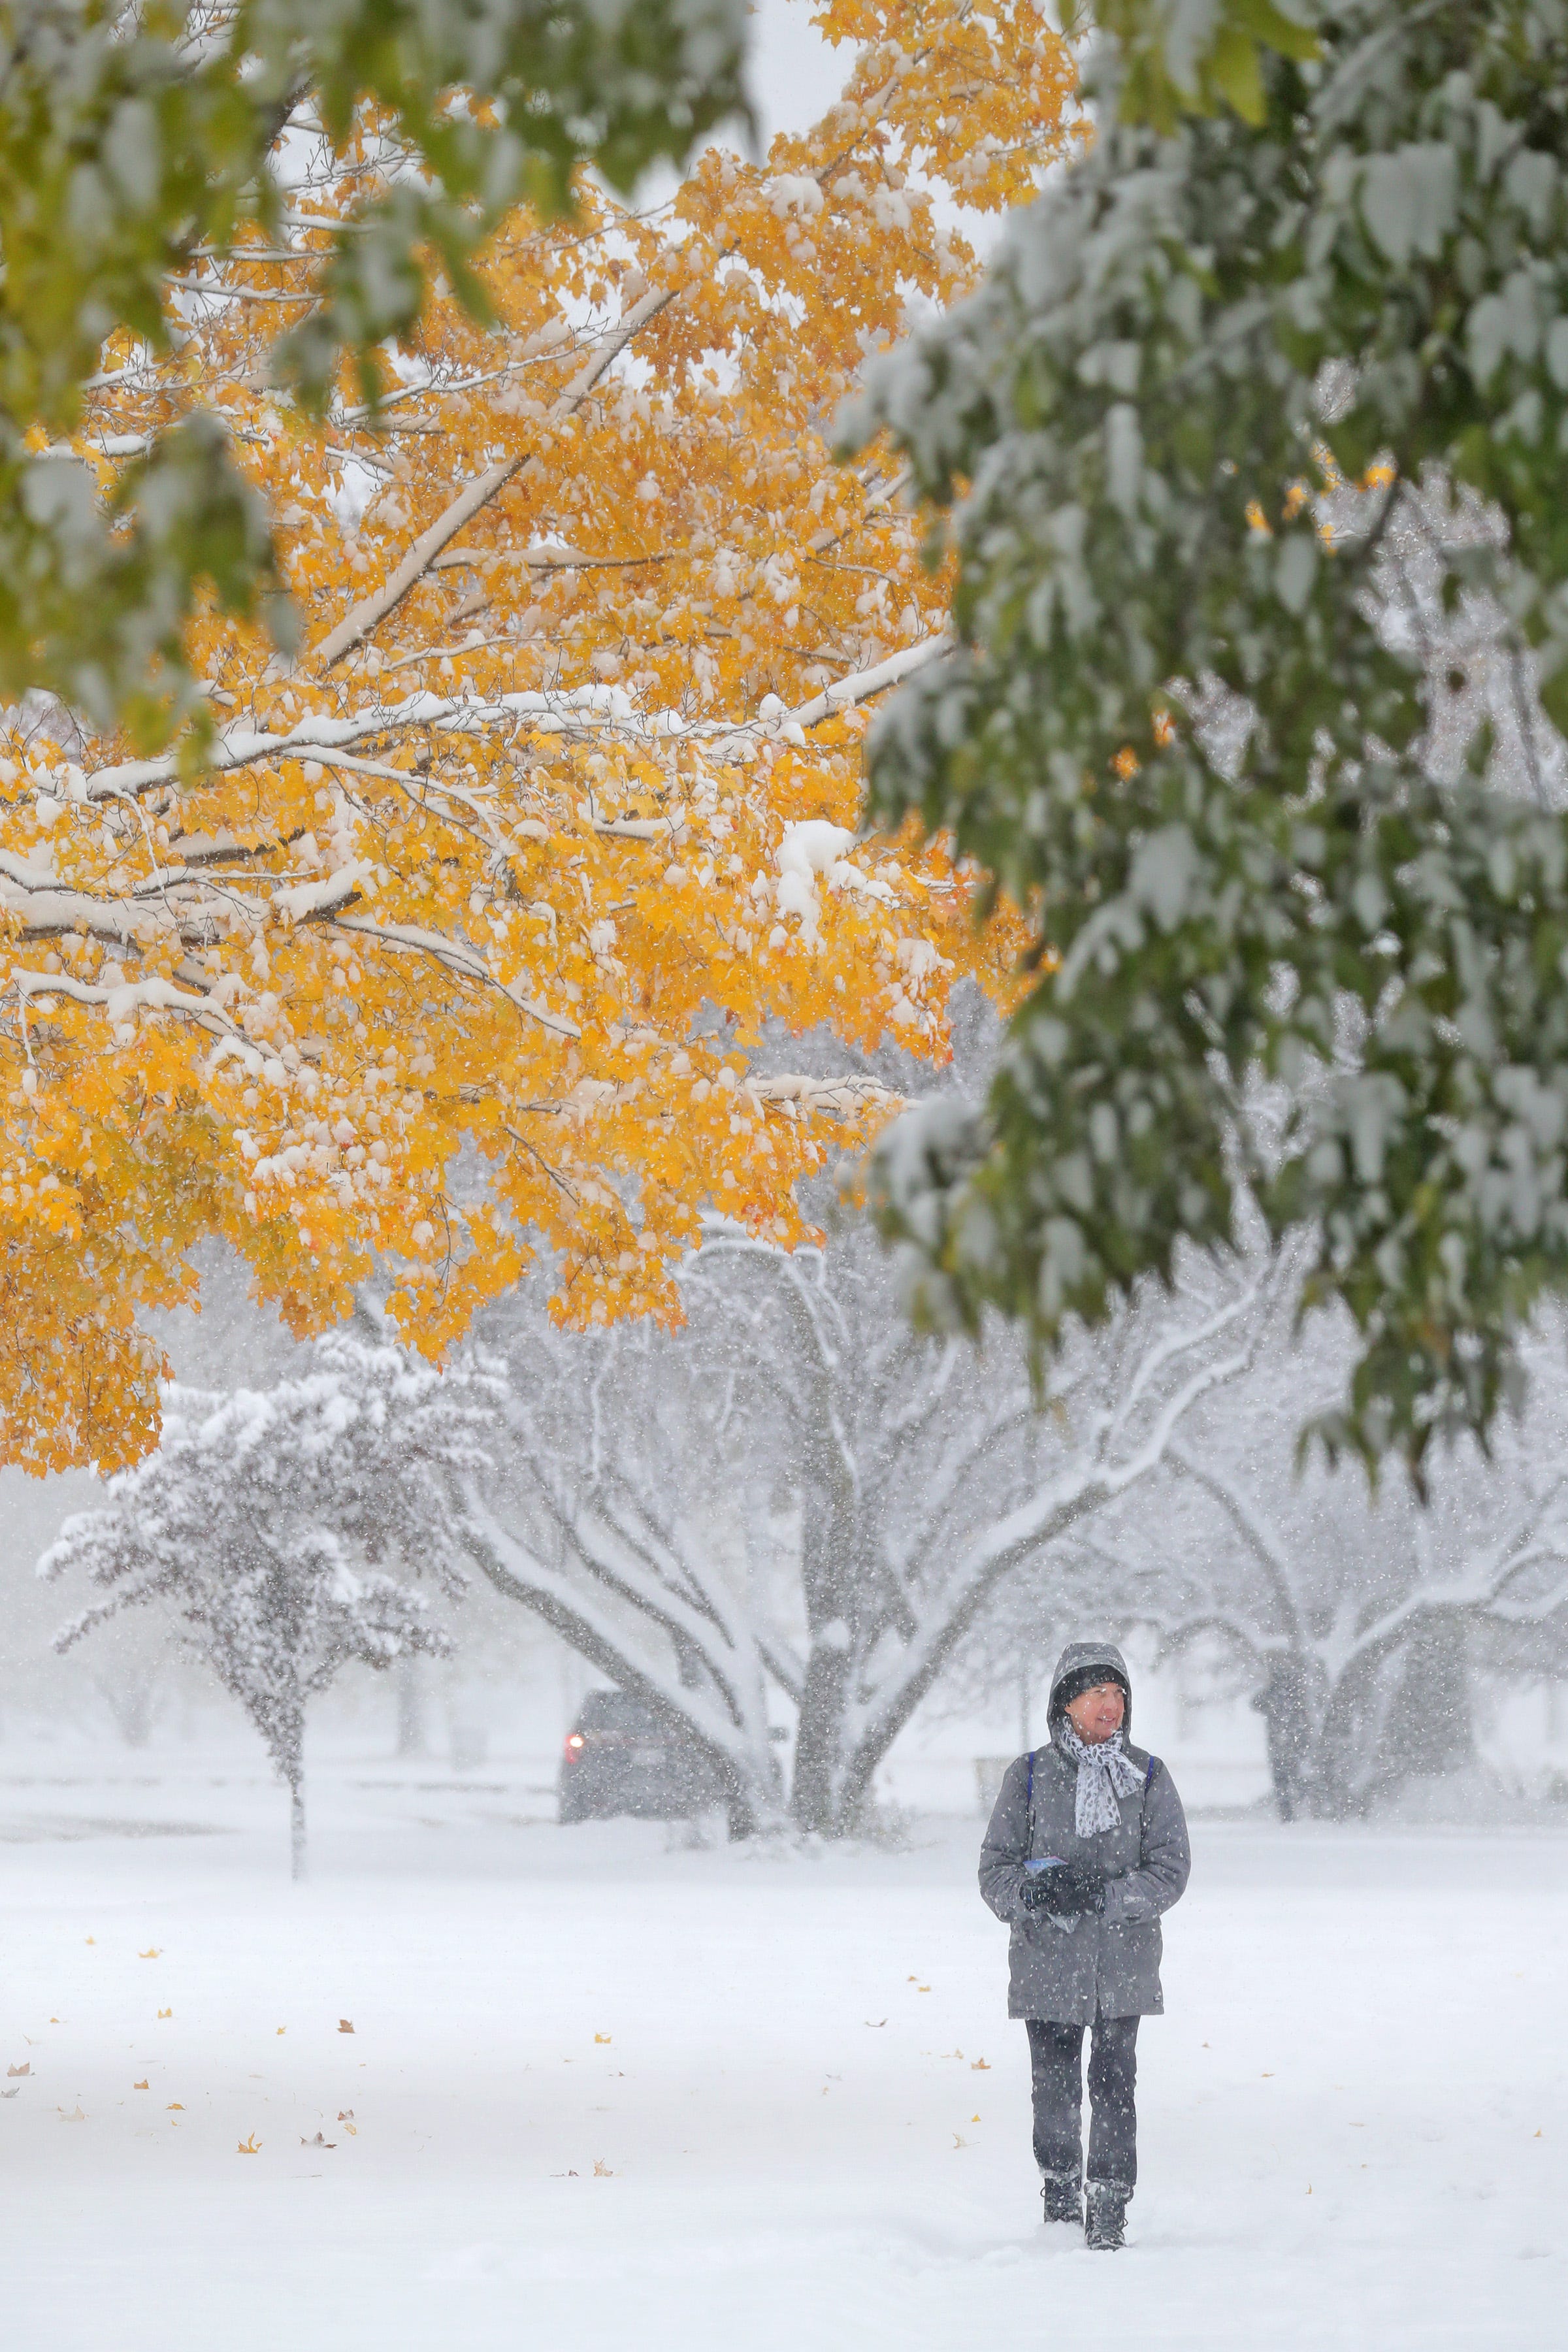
[980,1303,1568,1819]
[457,1219,1278,1836]
[39,1335,497,1876]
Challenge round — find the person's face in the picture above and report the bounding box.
[1065,1682,1126,1744]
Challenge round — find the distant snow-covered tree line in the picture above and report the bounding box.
[42,1213,1568,1843]
[39,1213,1277,1843]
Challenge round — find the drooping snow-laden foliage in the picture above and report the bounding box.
[457,1213,1278,1835]
[970,1277,1568,1817]
[38,1331,496,1870]
[851,0,1568,1477]
[0,0,1071,1477]
[1068,0,1318,131]
[0,0,751,728]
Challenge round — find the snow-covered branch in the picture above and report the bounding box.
[312,282,681,671]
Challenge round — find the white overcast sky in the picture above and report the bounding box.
[744,0,848,145]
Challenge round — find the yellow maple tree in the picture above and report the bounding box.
[0,0,1077,1473]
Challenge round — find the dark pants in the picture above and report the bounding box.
[1025,2012,1139,2192]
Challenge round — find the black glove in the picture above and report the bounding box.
[1019,1861,1105,1918]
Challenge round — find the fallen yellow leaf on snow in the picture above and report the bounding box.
[593,2159,615,2176]
[952,2134,968,2149]
[157,2009,172,2019]
[7,2063,29,2078]
[167,2104,183,2111]
[276,2027,286,2036]
[138,1949,161,1960]
[58,2106,86,2122]
[237,2134,261,2155]
[133,2080,148,2091]
[337,2019,354,2034]
[594,2033,612,2045]
[84,1938,95,1946]
[971,2059,990,2071]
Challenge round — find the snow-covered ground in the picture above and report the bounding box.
[3,1754,1563,2350]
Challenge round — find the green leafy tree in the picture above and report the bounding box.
[0,0,746,739]
[849,0,1568,1478]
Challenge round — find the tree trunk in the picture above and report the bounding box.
[790,1632,856,1834]
[290,1776,306,1882]
[1394,1619,1473,1778]
[1299,1646,1403,1820]
[393,1652,423,1757]
[1250,1654,1316,1822]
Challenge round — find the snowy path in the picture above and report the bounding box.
[3,1770,1563,2349]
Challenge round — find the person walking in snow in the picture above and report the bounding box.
[979,1641,1190,2250]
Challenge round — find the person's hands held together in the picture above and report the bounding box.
[1021,1861,1105,1918]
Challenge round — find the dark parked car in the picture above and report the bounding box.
[558,1690,733,1827]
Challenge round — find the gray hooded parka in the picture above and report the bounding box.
[979,1642,1190,2025]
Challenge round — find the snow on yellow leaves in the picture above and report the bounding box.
[0,0,1070,1472]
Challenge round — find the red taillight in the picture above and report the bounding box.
[564,1732,586,1760]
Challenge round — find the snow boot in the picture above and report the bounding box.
[1039,2171,1082,2227]
[1084,2183,1128,2250]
